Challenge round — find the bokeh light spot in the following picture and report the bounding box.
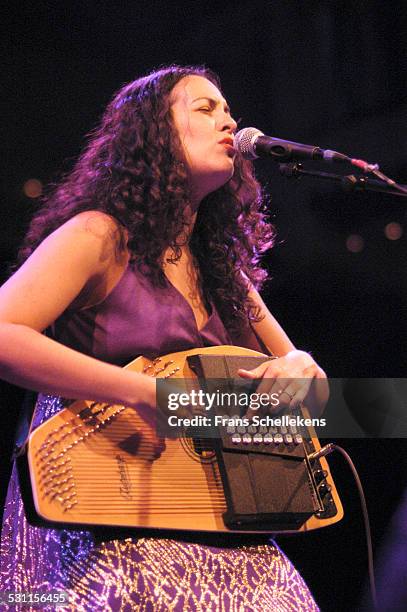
[23,179,43,198]
[384,222,402,241]
[346,234,364,253]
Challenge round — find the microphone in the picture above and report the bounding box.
[234,127,349,164]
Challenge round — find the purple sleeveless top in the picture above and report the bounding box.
[51,264,267,362]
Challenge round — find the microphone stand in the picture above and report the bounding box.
[278,163,407,198]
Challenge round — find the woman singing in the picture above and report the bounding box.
[0,65,326,610]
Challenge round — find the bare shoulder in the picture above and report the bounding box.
[68,210,121,235]
[0,212,128,330]
[62,211,127,259]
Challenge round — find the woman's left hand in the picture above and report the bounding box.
[238,349,328,417]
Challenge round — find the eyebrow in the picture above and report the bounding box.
[192,96,231,114]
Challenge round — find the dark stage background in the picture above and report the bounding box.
[1,2,407,610]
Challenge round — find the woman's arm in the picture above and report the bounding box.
[238,285,329,416]
[0,212,156,409]
[247,285,295,357]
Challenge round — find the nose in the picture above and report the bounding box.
[219,112,237,134]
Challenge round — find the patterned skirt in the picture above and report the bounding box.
[0,395,319,612]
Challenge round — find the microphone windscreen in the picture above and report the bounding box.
[234,127,264,159]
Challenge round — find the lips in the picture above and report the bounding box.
[219,137,235,147]
[218,138,236,158]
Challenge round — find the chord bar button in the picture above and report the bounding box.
[274,433,284,445]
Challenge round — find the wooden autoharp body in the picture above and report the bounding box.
[26,345,343,533]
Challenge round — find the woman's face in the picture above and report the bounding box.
[170,75,237,203]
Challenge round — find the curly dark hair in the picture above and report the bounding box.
[17,65,274,333]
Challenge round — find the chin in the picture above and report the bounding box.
[217,159,235,180]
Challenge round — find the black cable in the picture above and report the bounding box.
[309,443,377,610]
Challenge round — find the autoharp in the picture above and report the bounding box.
[25,345,343,533]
